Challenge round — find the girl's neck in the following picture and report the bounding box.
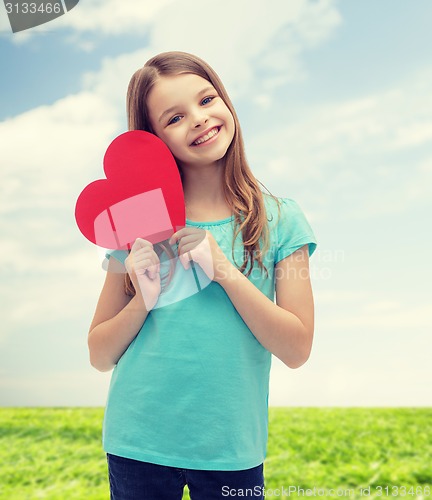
[181,160,227,208]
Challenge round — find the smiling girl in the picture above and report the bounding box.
[88,51,318,500]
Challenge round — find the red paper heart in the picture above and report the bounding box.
[75,131,185,250]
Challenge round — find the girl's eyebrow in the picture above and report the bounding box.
[158,86,215,123]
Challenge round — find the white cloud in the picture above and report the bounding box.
[249,66,432,218]
[321,303,432,330]
[0,369,111,406]
[62,0,175,35]
[270,356,431,407]
[0,91,118,177]
[0,90,121,339]
[2,0,176,43]
[149,0,340,96]
[80,48,153,113]
[75,0,342,117]
[4,0,341,66]
[254,85,427,174]
[314,289,431,325]
[253,94,273,110]
[0,251,105,337]
[0,91,120,276]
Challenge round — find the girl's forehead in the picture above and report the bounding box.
[155,73,211,93]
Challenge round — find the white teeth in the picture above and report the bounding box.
[193,127,219,145]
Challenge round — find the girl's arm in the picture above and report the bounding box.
[217,245,314,369]
[87,257,149,372]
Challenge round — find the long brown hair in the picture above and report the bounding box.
[124,51,281,296]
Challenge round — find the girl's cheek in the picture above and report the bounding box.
[167,130,183,147]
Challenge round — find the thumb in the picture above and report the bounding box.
[180,252,190,270]
[148,263,160,279]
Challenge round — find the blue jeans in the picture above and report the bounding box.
[106,453,265,499]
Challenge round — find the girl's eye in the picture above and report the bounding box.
[168,115,181,125]
[201,96,214,105]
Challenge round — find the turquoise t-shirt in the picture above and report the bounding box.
[102,194,317,470]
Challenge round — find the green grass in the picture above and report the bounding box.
[1,407,431,499]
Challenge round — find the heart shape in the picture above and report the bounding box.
[75,130,185,250]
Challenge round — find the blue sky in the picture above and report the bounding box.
[0,0,431,407]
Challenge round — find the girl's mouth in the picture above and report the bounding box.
[190,126,221,147]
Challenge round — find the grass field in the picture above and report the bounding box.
[0,407,431,499]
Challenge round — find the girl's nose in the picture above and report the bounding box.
[191,109,209,128]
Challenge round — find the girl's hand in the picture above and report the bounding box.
[125,238,161,311]
[169,228,231,283]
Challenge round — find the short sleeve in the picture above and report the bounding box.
[275,198,318,263]
[105,249,128,265]
[102,249,129,272]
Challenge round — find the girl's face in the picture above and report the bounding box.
[147,73,235,169]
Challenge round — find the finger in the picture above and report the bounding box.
[177,234,197,246]
[169,230,183,245]
[177,235,202,257]
[134,258,152,276]
[131,237,153,253]
[179,239,198,253]
[169,226,194,245]
[132,255,158,277]
[180,251,191,270]
[134,246,158,261]
[147,262,160,280]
